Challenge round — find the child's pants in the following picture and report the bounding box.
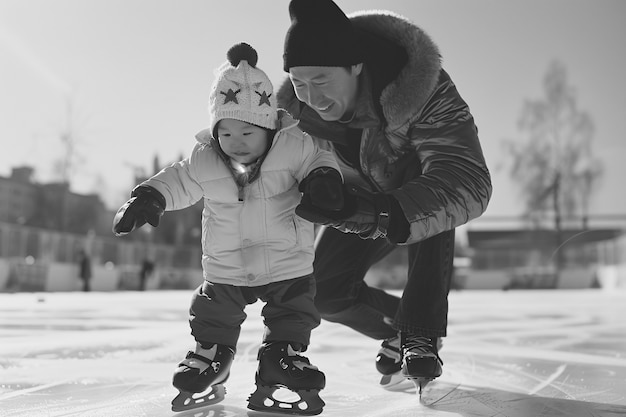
[188,274,320,349]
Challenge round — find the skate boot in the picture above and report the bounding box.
[400,333,443,395]
[376,334,404,387]
[171,342,235,412]
[247,341,325,415]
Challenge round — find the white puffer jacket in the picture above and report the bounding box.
[142,111,340,286]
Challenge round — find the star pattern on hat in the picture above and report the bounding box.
[221,88,241,104]
[256,91,272,107]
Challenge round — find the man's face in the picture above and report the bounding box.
[289,64,362,122]
[216,119,269,165]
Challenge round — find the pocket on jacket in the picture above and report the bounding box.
[289,215,301,251]
[201,215,214,254]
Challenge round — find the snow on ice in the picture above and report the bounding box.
[1,289,625,417]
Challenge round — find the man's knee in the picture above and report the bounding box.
[318,308,346,323]
[314,288,352,316]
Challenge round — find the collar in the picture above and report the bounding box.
[341,67,381,129]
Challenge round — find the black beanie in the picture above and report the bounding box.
[283,0,364,71]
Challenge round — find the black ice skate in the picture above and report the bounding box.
[247,341,325,415]
[376,334,404,387]
[171,343,235,412]
[400,333,443,395]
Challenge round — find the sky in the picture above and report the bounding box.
[1,0,625,229]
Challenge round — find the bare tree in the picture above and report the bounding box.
[53,97,87,185]
[503,60,603,283]
[51,96,93,231]
[503,60,602,227]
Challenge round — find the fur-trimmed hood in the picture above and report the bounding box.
[349,10,441,127]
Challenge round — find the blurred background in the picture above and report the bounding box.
[1,0,625,293]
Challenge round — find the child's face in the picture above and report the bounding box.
[216,119,270,164]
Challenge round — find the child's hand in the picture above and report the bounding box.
[295,184,394,240]
[298,167,344,211]
[112,186,166,236]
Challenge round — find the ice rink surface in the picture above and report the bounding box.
[1,288,625,417]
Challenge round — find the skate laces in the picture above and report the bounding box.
[402,335,443,364]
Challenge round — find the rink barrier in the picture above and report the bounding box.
[1,257,624,292]
[0,258,203,292]
[365,262,620,291]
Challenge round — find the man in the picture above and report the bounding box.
[278,0,492,390]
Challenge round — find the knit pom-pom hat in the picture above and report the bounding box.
[209,43,277,136]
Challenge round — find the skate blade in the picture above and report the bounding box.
[247,385,325,415]
[171,384,226,412]
[408,377,433,397]
[379,372,413,391]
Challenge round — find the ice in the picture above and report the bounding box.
[1,289,625,416]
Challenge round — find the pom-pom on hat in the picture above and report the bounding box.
[209,42,277,136]
[283,0,364,71]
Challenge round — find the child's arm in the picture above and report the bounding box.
[140,156,204,211]
[293,133,345,213]
[292,132,394,240]
[112,144,205,236]
[293,133,341,182]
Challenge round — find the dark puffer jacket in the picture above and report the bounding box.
[277,10,492,244]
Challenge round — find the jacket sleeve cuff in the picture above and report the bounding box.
[385,195,410,244]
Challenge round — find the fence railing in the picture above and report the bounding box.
[0,222,201,268]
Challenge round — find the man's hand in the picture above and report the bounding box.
[299,167,344,211]
[296,184,396,240]
[112,186,166,236]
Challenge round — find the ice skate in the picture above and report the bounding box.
[171,343,235,412]
[400,333,443,396]
[376,335,404,388]
[247,341,325,415]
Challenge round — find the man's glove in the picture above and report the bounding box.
[334,185,391,239]
[296,184,409,242]
[298,167,344,211]
[112,186,166,236]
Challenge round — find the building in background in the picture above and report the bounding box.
[1,165,624,292]
[0,166,110,236]
[0,165,204,292]
[0,167,38,225]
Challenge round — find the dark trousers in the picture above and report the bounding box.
[188,274,320,349]
[313,227,454,340]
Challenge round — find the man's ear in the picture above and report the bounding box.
[351,63,364,76]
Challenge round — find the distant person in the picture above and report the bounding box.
[112,43,344,414]
[138,258,154,291]
[77,250,92,292]
[277,0,492,392]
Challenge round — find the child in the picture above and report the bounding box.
[113,43,344,415]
